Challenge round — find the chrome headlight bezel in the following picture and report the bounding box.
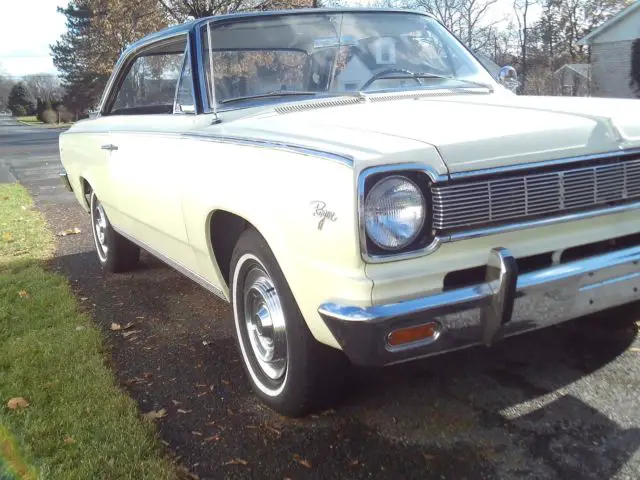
[358,165,441,263]
[364,175,426,251]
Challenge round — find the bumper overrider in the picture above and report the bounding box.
[319,245,640,366]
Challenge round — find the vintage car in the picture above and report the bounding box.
[59,8,640,416]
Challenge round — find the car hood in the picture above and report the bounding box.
[221,93,640,174]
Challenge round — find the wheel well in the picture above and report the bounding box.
[210,211,250,288]
[80,178,92,207]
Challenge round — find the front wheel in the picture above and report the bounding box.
[90,191,140,273]
[230,228,348,416]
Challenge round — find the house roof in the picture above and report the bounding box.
[554,64,591,78]
[578,1,640,45]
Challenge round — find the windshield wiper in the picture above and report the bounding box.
[375,72,494,92]
[220,90,318,104]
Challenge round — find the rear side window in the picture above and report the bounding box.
[109,52,184,115]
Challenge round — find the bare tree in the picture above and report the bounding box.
[513,0,538,93]
[23,74,63,102]
[0,62,14,110]
[157,0,314,22]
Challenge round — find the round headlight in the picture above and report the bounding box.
[364,175,426,251]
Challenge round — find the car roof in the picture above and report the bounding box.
[123,8,431,56]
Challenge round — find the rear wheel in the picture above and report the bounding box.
[230,228,347,417]
[90,191,140,273]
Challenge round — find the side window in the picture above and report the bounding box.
[109,50,184,115]
[174,48,195,114]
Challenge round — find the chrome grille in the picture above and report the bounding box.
[432,157,640,231]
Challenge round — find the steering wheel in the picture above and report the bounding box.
[359,68,422,91]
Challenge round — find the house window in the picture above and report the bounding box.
[375,38,396,65]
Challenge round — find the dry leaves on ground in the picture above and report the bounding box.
[2,232,13,242]
[63,436,76,445]
[7,397,29,409]
[293,454,312,468]
[223,458,248,466]
[17,290,29,298]
[143,408,167,420]
[110,321,136,331]
[56,227,81,236]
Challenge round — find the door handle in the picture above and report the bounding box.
[101,144,118,151]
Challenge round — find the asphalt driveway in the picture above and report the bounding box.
[2,116,640,479]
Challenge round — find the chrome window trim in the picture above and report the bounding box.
[173,44,197,115]
[98,33,191,117]
[358,163,447,264]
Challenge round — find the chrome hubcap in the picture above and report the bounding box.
[93,201,108,259]
[243,268,287,381]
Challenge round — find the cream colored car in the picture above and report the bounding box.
[59,8,640,416]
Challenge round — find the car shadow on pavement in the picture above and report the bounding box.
[48,248,640,480]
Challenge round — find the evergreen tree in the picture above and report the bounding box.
[7,83,35,116]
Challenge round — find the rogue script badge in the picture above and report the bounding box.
[310,200,337,230]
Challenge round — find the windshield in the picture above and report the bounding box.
[201,11,496,107]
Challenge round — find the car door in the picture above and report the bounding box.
[98,36,200,272]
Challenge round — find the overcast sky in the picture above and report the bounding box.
[0,0,537,77]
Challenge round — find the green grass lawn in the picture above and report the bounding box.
[16,116,73,128]
[0,184,176,479]
[15,116,41,125]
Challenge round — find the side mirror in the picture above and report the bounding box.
[498,66,519,93]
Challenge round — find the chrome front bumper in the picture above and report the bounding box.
[318,245,640,366]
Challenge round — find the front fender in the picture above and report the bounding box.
[180,139,372,348]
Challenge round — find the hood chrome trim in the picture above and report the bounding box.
[185,133,354,167]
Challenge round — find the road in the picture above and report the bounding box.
[2,115,640,480]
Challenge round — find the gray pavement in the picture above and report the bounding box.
[2,116,640,480]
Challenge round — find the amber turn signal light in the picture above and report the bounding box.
[387,322,439,347]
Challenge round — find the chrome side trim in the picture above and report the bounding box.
[448,147,640,181]
[357,163,448,264]
[111,225,228,302]
[60,171,73,192]
[184,133,354,167]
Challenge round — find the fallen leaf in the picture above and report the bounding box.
[122,330,139,338]
[143,408,167,420]
[630,347,640,352]
[293,454,312,468]
[423,453,436,461]
[223,458,248,466]
[202,340,212,346]
[7,397,29,409]
[17,290,29,298]
[221,379,230,385]
[349,459,359,466]
[56,227,81,236]
[192,431,203,436]
[2,232,13,242]
[110,323,121,331]
[171,400,181,406]
[121,322,136,330]
[136,316,144,319]
[177,409,191,414]
[63,436,75,445]
[205,421,216,426]
[204,434,220,442]
[75,326,85,331]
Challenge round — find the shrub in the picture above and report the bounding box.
[8,83,35,116]
[41,109,58,124]
[36,99,52,121]
[11,105,26,117]
[57,105,74,123]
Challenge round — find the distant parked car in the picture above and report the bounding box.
[59,8,640,416]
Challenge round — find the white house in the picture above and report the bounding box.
[578,1,640,98]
